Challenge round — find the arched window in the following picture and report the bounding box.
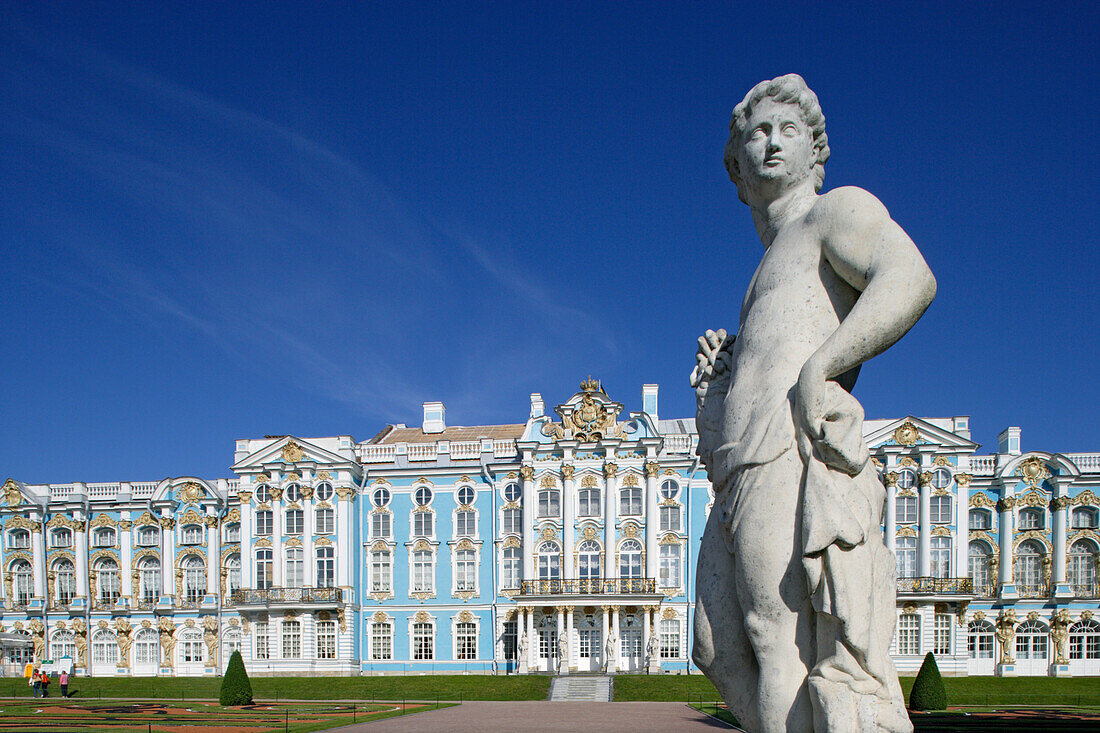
[139,557,161,604]
[1015,618,1048,660]
[1072,507,1099,529]
[502,546,521,589]
[93,527,116,547]
[930,536,951,578]
[183,555,205,602]
[54,559,76,606]
[455,549,476,591]
[968,541,993,595]
[224,522,241,543]
[134,628,160,665]
[619,539,643,579]
[181,524,203,545]
[95,558,120,604]
[1018,507,1044,530]
[895,495,917,523]
[538,488,560,518]
[51,528,72,548]
[537,541,561,580]
[412,549,434,592]
[1068,540,1099,595]
[255,549,273,590]
[577,540,601,580]
[92,628,120,665]
[895,536,917,579]
[12,560,32,605]
[7,529,29,549]
[659,544,682,588]
[179,627,204,663]
[619,486,642,516]
[316,547,335,588]
[967,619,995,659]
[969,509,992,530]
[51,630,76,660]
[315,506,334,534]
[1014,540,1046,596]
[285,547,304,588]
[578,487,600,517]
[225,554,241,597]
[137,525,159,546]
[1069,619,1100,660]
[223,628,243,661]
[930,496,951,524]
[660,479,679,501]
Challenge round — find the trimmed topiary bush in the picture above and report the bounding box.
[908,652,947,711]
[219,650,253,706]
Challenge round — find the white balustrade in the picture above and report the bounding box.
[450,441,481,460]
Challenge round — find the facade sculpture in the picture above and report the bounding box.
[691,74,936,732]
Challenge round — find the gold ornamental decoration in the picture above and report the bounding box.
[282,441,305,463]
[1016,456,1051,486]
[542,379,624,442]
[177,482,205,503]
[2,479,24,506]
[893,421,921,447]
[519,465,535,481]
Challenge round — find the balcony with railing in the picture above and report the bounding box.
[1017,582,1051,599]
[231,586,344,607]
[518,578,659,596]
[896,577,973,596]
[1073,583,1099,598]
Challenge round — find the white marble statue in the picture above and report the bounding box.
[691,74,934,733]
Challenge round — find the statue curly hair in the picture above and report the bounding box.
[723,73,830,203]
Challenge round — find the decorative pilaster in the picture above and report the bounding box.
[997,486,1017,598]
[160,514,176,600]
[74,513,89,603]
[205,515,219,598]
[603,463,618,579]
[119,515,133,602]
[1052,480,1073,598]
[335,486,354,588]
[302,485,315,587]
[918,470,932,577]
[238,491,252,589]
[556,607,566,674]
[565,606,575,673]
[32,518,46,599]
[520,466,535,583]
[955,473,971,581]
[884,472,898,553]
[562,465,576,579]
[644,461,659,578]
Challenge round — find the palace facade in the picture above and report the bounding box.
[1,381,1098,677]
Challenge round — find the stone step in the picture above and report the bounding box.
[549,675,613,702]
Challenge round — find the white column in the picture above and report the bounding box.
[521,466,535,583]
[562,465,575,579]
[644,461,659,579]
[997,486,1015,589]
[565,606,575,672]
[120,513,133,599]
[642,606,651,663]
[609,606,620,673]
[336,487,353,588]
[956,475,970,582]
[526,607,536,670]
[161,514,176,598]
[303,489,315,587]
[74,515,89,600]
[604,464,618,579]
[238,492,253,589]
[271,488,283,587]
[206,515,219,597]
[32,517,46,598]
[602,606,611,669]
[918,471,932,577]
[1052,478,1071,595]
[556,607,565,672]
[884,472,898,553]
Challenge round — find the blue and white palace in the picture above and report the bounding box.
[1,381,1098,677]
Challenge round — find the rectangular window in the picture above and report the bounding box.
[413,512,434,537]
[619,488,642,516]
[285,551,304,588]
[503,508,522,534]
[181,638,203,663]
[621,629,642,658]
[255,511,273,536]
[412,551,434,593]
[138,526,159,546]
[182,525,203,544]
[538,490,560,518]
[285,509,304,535]
[371,550,392,592]
[456,510,476,537]
[372,512,391,539]
[412,622,434,660]
[659,619,680,659]
[968,629,993,659]
[930,496,952,524]
[455,550,476,591]
[969,511,991,530]
[659,505,681,533]
[315,550,335,588]
[224,523,241,543]
[8,531,29,549]
[895,496,917,523]
[502,621,517,661]
[934,614,952,655]
[930,537,951,579]
[502,548,521,589]
[316,620,337,660]
[372,622,392,660]
[456,622,477,660]
[578,489,600,517]
[315,508,335,535]
[897,614,921,655]
[538,629,557,659]
[254,623,269,660]
[282,621,301,659]
[659,544,682,588]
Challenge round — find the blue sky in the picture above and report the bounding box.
[2,2,1097,482]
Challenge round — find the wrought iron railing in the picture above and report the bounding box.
[519,578,657,596]
[895,577,973,595]
[1074,584,1099,598]
[1017,582,1051,599]
[971,584,997,598]
[231,587,342,605]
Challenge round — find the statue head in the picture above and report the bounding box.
[724,74,829,204]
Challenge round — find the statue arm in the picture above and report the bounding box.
[797,187,936,436]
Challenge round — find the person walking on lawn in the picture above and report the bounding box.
[30,667,41,698]
[59,669,70,698]
[40,670,50,698]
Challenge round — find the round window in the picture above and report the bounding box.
[284,483,301,502]
[255,484,271,503]
[660,479,679,500]
[931,467,952,489]
[503,483,521,503]
[315,482,334,501]
[372,488,391,508]
[414,487,433,506]
[457,486,474,506]
[896,469,917,490]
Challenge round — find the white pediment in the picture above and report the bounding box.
[231,436,350,472]
[864,416,979,451]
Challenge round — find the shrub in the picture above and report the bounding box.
[908,652,947,711]
[219,651,253,706]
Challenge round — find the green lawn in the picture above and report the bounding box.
[0,674,551,702]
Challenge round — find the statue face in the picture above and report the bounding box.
[736,97,815,198]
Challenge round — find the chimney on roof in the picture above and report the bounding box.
[642,384,659,420]
[998,426,1021,456]
[530,393,544,419]
[422,402,445,434]
[952,416,971,441]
